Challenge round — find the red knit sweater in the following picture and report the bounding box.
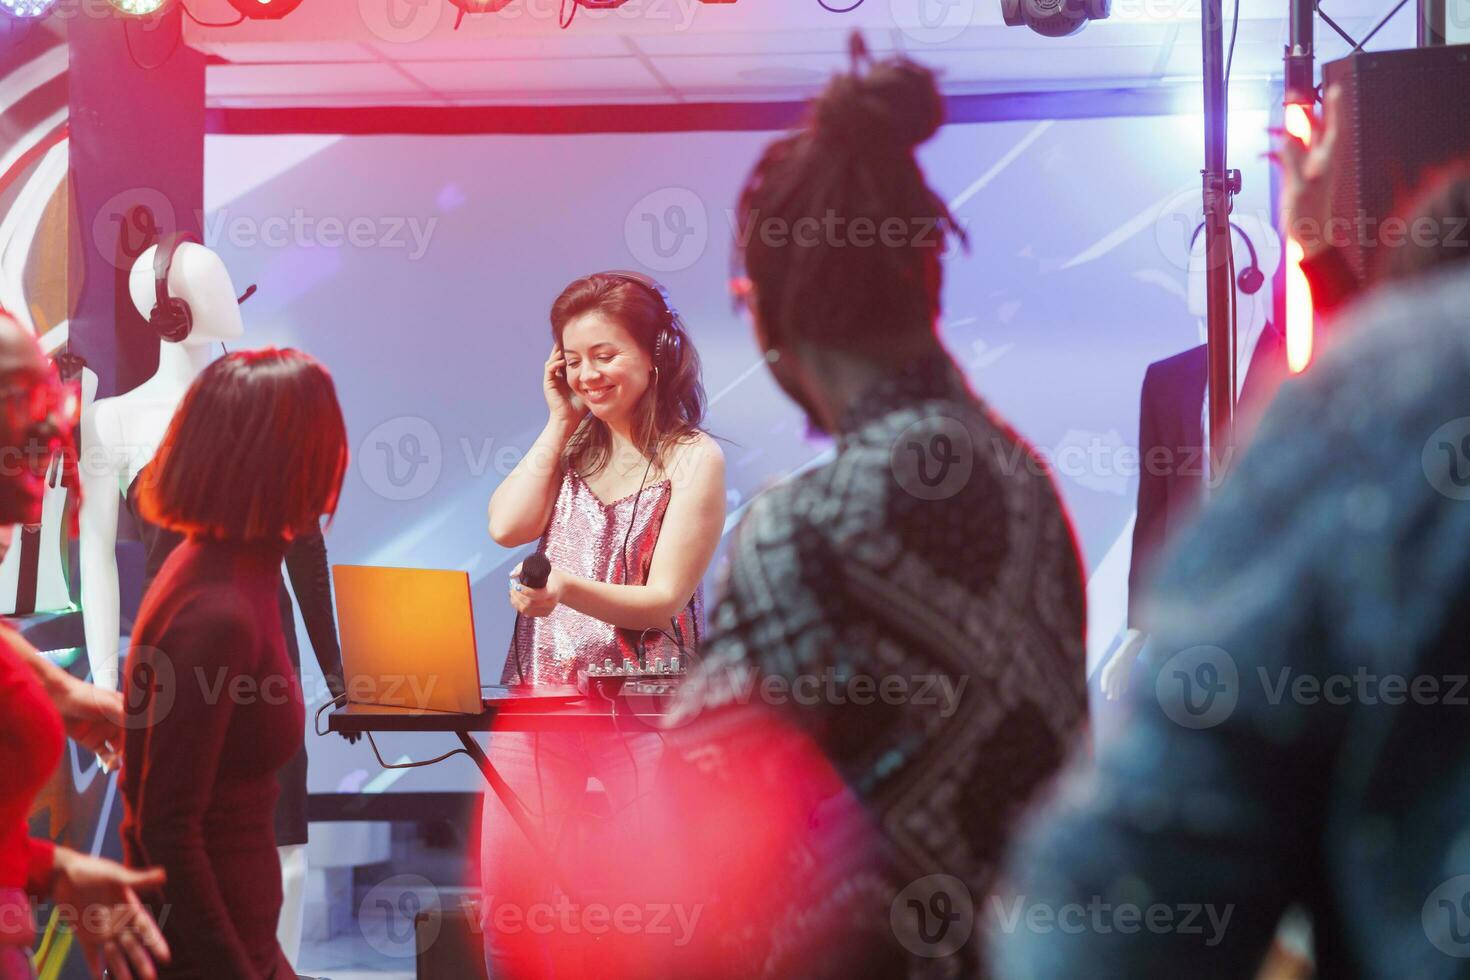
[0,630,63,945]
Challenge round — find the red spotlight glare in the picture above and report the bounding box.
[476,702,883,979]
[1285,236,1314,373]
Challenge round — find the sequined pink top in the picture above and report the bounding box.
[503,468,703,686]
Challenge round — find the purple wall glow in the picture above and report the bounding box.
[203,108,1275,792]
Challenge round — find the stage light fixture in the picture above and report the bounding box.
[449,0,515,12]
[110,0,169,15]
[1283,0,1315,112]
[226,0,305,18]
[1000,0,1107,36]
[1,0,57,17]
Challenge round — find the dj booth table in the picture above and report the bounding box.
[327,696,619,735]
[326,694,650,902]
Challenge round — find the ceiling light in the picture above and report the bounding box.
[0,0,58,17]
[226,0,306,18]
[110,0,169,15]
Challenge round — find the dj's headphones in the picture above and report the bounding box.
[599,270,684,381]
[150,232,199,343]
[1189,220,1265,296]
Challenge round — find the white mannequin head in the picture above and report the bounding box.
[1187,214,1282,345]
[128,240,246,347]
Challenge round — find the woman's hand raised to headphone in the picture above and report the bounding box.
[544,344,587,431]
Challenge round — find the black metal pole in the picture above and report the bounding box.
[1285,0,1316,104]
[1202,0,1237,476]
[457,732,584,902]
[1418,0,1446,45]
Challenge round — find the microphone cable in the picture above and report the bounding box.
[619,455,655,668]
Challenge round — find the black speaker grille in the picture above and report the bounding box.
[1323,44,1470,283]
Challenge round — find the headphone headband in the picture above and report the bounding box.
[154,233,198,312]
[599,269,680,325]
[151,232,200,343]
[597,269,683,371]
[1188,220,1265,296]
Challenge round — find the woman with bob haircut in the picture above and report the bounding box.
[119,348,348,980]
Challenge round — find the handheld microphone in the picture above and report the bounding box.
[521,552,551,590]
[509,552,550,687]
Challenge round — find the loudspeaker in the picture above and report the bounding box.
[1323,44,1470,284]
[415,904,489,980]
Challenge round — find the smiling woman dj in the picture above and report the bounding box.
[481,271,725,976]
[489,271,724,682]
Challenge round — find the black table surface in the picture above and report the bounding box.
[327,691,636,733]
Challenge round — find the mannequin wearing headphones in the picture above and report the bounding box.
[1183,216,1281,359]
[79,237,245,693]
[1103,213,1285,707]
[1188,220,1266,297]
[149,233,201,343]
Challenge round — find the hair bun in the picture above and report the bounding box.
[812,46,943,153]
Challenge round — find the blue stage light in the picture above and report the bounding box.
[1,0,59,17]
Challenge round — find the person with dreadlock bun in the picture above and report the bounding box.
[668,33,1089,979]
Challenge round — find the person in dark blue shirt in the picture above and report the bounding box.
[994,259,1470,977]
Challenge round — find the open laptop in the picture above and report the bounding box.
[332,564,580,714]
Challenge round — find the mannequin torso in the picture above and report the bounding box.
[1104,216,1284,701]
[77,242,243,690]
